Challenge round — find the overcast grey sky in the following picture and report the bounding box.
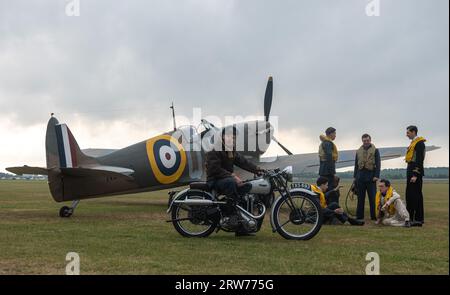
[0,0,448,172]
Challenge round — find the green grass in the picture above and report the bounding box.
[0,179,448,275]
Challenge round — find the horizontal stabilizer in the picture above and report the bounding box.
[6,166,49,176]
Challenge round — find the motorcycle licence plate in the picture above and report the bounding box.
[290,182,311,190]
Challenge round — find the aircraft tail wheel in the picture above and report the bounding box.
[59,200,79,218]
[59,206,73,218]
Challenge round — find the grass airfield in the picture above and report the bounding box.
[0,179,448,275]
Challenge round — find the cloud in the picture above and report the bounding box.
[0,0,448,171]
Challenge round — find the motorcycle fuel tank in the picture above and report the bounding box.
[247,178,271,195]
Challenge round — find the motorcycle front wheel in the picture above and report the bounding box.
[272,191,323,240]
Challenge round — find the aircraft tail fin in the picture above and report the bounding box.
[46,117,93,169]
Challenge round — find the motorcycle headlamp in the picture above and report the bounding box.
[281,166,293,182]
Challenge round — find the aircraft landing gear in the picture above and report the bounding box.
[59,200,80,218]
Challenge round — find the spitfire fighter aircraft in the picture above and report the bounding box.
[7,77,439,217]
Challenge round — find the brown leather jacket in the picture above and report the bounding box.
[206,150,259,181]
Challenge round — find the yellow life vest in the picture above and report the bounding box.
[375,186,396,218]
[319,135,338,162]
[405,137,426,163]
[357,144,377,171]
[311,185,327,208]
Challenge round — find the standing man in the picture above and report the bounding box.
[405,125,426,227]
[354,134,381,221]
[319,127,338,191]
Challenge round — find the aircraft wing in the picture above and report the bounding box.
[257,145,440,174]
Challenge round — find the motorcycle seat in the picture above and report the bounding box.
[189,182,212,191]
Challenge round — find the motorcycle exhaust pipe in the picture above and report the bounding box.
[173,199,226,206]
[236,204,266,220]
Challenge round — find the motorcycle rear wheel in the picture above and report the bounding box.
[171,194,218,238]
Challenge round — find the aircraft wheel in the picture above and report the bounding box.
[59,206,73,218]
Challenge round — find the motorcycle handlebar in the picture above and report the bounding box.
[261,168,281,177]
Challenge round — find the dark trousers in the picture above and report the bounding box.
[406,175,424,223]
[356,180,376,220]
[322,202,349,224]
[212,177,252,234]
[212,177,251,201]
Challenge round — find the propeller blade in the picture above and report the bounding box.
[272,136,293,155]
[264,76,273,122]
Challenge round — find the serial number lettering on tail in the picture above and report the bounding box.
[219,279,274,290]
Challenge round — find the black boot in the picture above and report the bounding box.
[234,222,256,236]
[348,217,365,226]
[411,221,423,227]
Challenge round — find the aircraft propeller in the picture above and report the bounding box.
[263,76,293,155]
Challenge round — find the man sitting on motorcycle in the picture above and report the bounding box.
[206,126,265,235]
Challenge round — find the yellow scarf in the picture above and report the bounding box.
[319,135,338,161]
[375,186,396,218]
[311,185,327,208]
[405,137,426,163]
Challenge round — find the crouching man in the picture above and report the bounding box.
[311,176,364,226]
[375,179,411,227]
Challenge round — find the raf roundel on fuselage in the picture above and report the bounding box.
[146,134,187,184]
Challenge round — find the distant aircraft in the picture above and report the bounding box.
[6,77,440,217]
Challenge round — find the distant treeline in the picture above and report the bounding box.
[295,167,449,180]
[0,172,47,180]
[1,167,449,181]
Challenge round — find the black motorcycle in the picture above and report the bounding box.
[167,166,323,240]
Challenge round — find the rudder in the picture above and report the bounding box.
[46,116,90,169]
